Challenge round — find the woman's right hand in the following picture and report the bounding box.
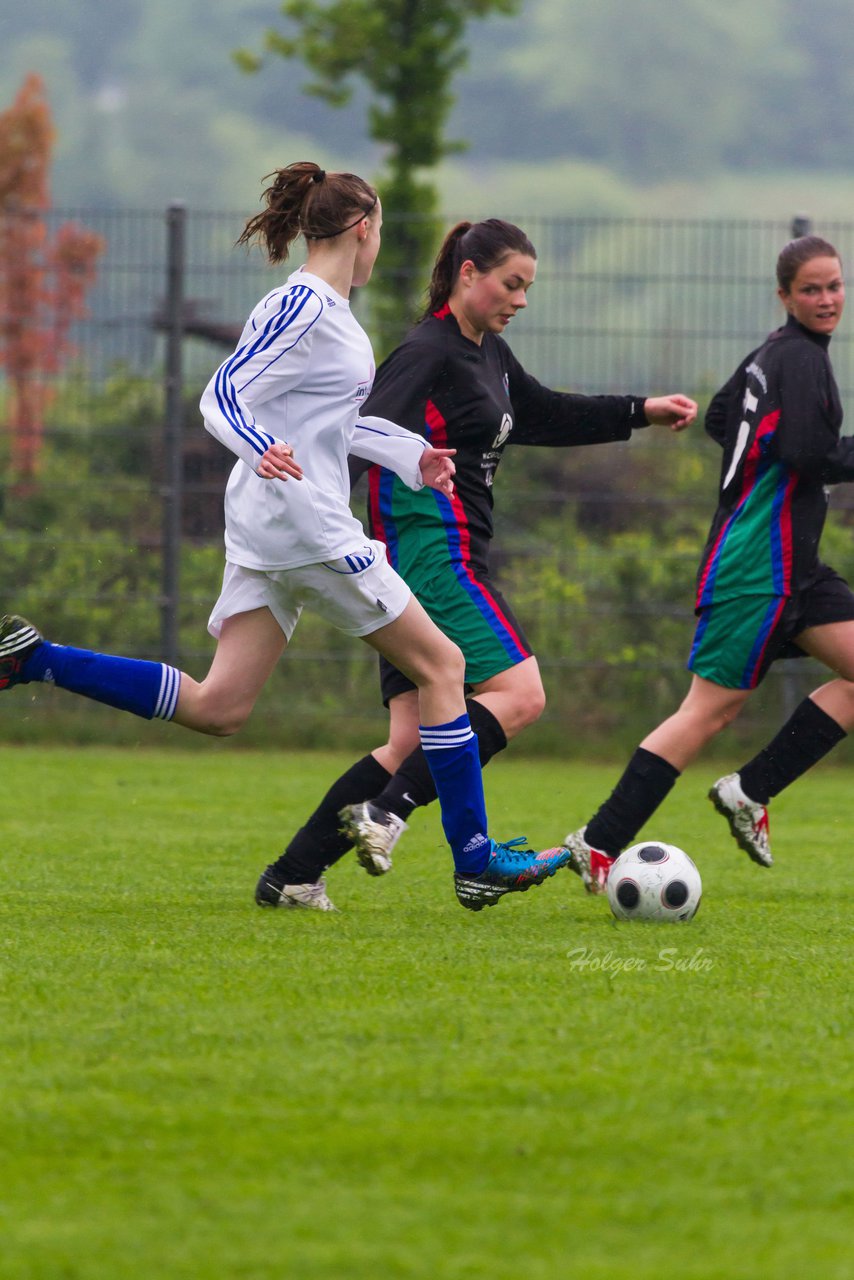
[257,441,304,481]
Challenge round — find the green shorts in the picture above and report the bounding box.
[688,564,854,689]
[379,568,532,703]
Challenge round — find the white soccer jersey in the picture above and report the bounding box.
[200,269,429,571]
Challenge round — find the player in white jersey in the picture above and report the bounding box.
[0,161,576,912]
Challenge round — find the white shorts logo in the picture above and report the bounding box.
[322,545,378,575]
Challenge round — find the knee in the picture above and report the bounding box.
[199,713,245,738]
[522,683,547,727]
[419,637,465,688]
[194,695,250,738]
[504,684,546,736]
[445,641,466,685]
[676,687,744,739]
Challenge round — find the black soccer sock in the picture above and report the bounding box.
[376,698,509,820]
[737,696,847,805]
[269,754,392,884]
[584,747,681,856]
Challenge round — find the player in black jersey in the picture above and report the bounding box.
[257,218,695,900]
[563,235,854,888]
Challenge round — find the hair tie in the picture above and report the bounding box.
[312,169,326,184]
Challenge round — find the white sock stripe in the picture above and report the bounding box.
[1,626,40,655]
[154,665,181,720]
[420,727,474,740]
[419,727,475,749]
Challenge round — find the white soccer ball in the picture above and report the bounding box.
[606,841,702,923]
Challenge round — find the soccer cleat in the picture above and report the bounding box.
[562,827,617,894]
[0,614,44,690]
[708,773,772,867]
[454,836,575,911]
[339,800,408,876]
[254,868,338,911]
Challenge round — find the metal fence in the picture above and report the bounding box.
[2,207,853,753]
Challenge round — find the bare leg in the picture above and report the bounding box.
[173,607,286,736]
[641,674,750,771]
[796,620,854,729]
[371,689,420,775]
[362,595,466,725]
[469,655,546,738]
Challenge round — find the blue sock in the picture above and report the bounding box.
[22,642,181,721]
[420,713,490,875]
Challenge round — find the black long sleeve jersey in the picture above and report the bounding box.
[697,314,854,608]
[363,306,647,590]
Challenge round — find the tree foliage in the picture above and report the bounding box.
[237,0,520,347]
[0,74,104,481]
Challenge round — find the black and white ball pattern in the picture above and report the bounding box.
[606,842,702,922]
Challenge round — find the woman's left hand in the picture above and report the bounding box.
[644,394,698,432]
[420,447,456,496]
[257,441,304,481]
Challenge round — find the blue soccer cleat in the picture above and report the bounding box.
[454,836,575,911]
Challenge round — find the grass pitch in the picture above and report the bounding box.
[1,745,851,1279]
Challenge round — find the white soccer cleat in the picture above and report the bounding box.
[339,800,408,876]
[708,773,772,867]
[562,827,617,894]
[255,871,338,911]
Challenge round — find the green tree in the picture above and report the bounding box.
[236,0,520,350]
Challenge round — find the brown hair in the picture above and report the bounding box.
[776,234,841,293]
[236,161,378,264]
[423,218,537,317]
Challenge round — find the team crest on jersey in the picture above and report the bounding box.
[491,412,513,450]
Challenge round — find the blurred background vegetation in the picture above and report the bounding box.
[4,0,854,220]
[3,0,854,762]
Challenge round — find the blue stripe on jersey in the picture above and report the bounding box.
[377,467,401,569]
[356,422,412,442]
[213,286,320,457]
[768,468,792,595]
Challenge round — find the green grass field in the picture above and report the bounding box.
[1,745,851,1279]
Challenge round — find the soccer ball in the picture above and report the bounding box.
[606,841,702,923]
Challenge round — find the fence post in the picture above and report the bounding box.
[161,201,186,666]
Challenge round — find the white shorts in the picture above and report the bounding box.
[207,540,411,642]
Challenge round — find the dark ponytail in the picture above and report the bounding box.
[777,234,841,294]
[237,161,378,264]
[423,218,537,317]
